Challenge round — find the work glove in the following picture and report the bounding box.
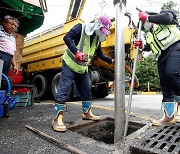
[75,51,88,62]
[138,12,148,22]
[134,40,143,49]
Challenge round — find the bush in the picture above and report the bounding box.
[135,54,161,92]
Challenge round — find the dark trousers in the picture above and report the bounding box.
[158,49,180,102]
[55,61,91,103]
[0,51,12,75]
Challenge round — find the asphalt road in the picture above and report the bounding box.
[0,93,166,154]
[94,94,163,109]
[92,94,164,120]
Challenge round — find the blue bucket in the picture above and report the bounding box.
[0,104,5,118]
[8,97,16,110]
[0,90,6,105]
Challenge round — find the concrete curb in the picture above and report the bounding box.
[110,92,162,95]
[136,92,162,95]
[141,92,157,95]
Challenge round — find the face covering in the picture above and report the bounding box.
[95,29,106,42]
[143,21,153,31]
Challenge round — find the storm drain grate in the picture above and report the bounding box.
[130,125,180,154]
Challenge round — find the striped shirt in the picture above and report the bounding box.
[0,25,16,55]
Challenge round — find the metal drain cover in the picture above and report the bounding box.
[130,125,180,154]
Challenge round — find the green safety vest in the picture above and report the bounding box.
[146,24,180,58]
[63,25,99,74]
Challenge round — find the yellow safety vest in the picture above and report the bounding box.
[146,24,180,58]
[63,25,99,74]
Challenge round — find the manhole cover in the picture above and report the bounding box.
[69,118,144,144]
[130,125,180,154]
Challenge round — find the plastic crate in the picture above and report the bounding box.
[11,92,32,107]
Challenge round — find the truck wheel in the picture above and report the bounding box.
[51,73,61,99]
[51,72,74,100]
[91,84,109,99]
[32,74,49,100]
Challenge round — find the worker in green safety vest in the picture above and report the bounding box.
[135,9,180,126]
[52,16,115,132]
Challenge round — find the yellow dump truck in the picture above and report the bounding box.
[22,0,139,100]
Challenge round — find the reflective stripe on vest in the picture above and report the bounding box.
[146,24,180,58]
[63,25,99,74]
[146,32,161,58]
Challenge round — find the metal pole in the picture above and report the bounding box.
[113,0,126,143]
[124,20,142,137]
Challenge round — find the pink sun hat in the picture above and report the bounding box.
[98,16,112,35]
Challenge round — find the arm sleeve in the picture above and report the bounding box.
[148,11,174,25]
[63,23,82,54]
[96,44,113,64]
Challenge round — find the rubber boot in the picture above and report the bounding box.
[82,101,100,121]
[175,96,180,123]
[52,104,66,132]
[152,102,176,126]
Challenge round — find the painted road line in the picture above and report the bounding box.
[66,102,156,122]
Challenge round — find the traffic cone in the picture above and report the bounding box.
[152,102,175,126]
[175,96,180,123]
[52,104,66,132]
[82,101,100,121]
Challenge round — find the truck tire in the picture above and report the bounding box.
[51,72,75,100]
[51,73,61,99]
[32,74,49,100]
[91,83,109,99]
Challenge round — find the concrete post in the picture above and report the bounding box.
[113,0,126,143]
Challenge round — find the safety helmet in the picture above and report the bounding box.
[98,16,112,35]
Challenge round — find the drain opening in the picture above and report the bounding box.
[159,143,166,149]
[69,118,144,144]
[168,145,176,152]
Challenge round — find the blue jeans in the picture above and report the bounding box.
[0,51,12,75]
[55,61,91,103]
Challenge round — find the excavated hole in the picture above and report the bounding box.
[69,118,145,144]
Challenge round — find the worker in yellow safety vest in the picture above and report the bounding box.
[135,9,180,126]
[52,16,115,132]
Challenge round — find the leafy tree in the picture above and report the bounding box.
[135,54,161,92]
[161,0,180,22]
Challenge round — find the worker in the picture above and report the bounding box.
[52,16,115,132]
[0,15,19,75]
[135,9,180,126]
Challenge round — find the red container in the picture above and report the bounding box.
[7,70,23,84]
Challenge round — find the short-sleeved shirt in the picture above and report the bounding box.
[0,25,16,55]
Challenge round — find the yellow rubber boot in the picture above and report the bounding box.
[176,102,180,123]
[82,101,100,121]
[175,96,180,123]
[152,102,176,126]
[52,104,66,132]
